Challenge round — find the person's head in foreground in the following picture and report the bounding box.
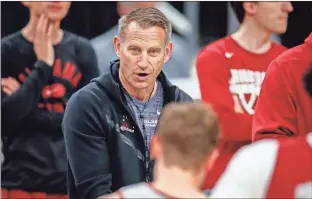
[149,102,220,198]
[113,7,173,101]
[103,102,220,198]
[230,1,293,34]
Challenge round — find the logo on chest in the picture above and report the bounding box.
[143,115,159,128]
[18,58,82,113]
[229,69,265,114]
[120,115,135,133]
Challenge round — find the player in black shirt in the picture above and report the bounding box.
[1,2,99,198]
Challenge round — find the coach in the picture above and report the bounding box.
[62,7,192,199]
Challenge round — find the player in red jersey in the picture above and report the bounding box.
[196,2,293,191]
[210,51,312,199]
[253,33,312,141]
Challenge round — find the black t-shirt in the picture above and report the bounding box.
[1,30,99,194]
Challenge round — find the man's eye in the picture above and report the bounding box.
[130,48,139,53]
[150,50,158,56]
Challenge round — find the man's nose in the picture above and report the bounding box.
[138,53,149,68]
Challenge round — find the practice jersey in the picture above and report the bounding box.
[117,182,170,198]
[210,133,312,198]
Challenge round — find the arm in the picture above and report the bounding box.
[2,16,62,135]
[1,38,53,133]
[210,140,278,198]
[63,89,112,199]
[196,50,253,142]
[252,59,297,142]
[27,38,100,134]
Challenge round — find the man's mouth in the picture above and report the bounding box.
[48,5,63,12]
[137,73,148,77]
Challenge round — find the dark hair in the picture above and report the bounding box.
[229,2,245,23]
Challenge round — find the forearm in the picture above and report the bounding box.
[2,61,53,133]
[24,108,64,134]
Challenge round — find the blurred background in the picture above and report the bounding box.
[2,1,312,99]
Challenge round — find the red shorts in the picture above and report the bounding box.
[1,188,67,199]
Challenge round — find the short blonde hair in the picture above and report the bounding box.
[117,7,172,45]
[156,102,220,172]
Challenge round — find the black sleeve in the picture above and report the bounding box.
[1,44,54,134]
[75,37,100,89]
[24,108,64,134]
[20,38,100,136]
[62,89,112,199]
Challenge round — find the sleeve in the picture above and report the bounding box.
[20,38,100,136]
[1,38,54,134]
[76,37,100,89]
[252,59,297,142]
[210,140,279,198]
[196,50,253,142]
[24,108,64,134]
[62,90,112,199]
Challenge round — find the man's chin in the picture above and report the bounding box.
[46,14,66,23]
[133,84,149,89]
[272,27,287,35]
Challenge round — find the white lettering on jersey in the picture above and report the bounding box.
[229,69,265,114]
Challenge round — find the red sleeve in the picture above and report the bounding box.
[252,59,297,142]
[196,49,253,142]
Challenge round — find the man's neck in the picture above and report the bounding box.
[153,165,205,198]
[231,19,273,54]
[21,12,62,44]
[119,71,157,102]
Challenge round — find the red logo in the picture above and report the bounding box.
[18,59,82,113]
[42,83,66,99]
[120,116,134,133]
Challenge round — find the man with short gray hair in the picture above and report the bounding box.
[91,2,193,78]
[63,7,192,199]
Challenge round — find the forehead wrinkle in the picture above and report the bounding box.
[125,33,163,48]
[122,22,166,45]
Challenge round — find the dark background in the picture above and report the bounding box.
[1,1,311,48]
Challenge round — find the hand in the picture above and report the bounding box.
[1,77,21,96]
[34,14,55,66]
[233,94,244,113]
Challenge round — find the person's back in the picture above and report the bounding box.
[196,2,293,190]
[210,132,312,198]
[252,33,312,141]
[266,134,312,198]
[116,182,177,198]
[102,102,220,198]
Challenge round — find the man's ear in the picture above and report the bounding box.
[243,2,258,16]
[164,41,173,64]
[113,36,122,58]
